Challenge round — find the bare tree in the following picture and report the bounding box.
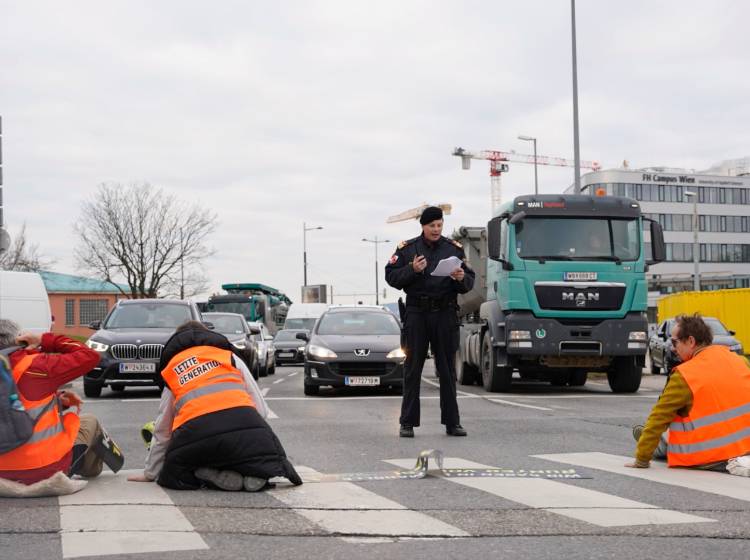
[74,183,217,298]
[0,223,55,272]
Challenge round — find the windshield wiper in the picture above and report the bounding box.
[523,255,574,263]
[575,255,623,264]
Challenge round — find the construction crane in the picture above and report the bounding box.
[386,202,452,224]
[452,147,601,213]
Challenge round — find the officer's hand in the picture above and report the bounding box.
[450,267,465,282]
[16,332,41,350]
[412,255,427,273]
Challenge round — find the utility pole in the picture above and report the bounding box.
[362,236,390,304]
[303,222,323,287]
[0,116,8,254]
[179,229,185,299]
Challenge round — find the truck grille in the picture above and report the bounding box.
[534,283,625,311]
[329,362,392,376]
[111,344,163,360]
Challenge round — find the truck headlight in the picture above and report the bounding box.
[387,348,406,359]
[509,330,531,340]
[628,331,647,341]
[86,340,109,352]
[308,344,337,359]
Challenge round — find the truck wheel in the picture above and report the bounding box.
[481,331,512,392]
[456,350,478,386]
[304,383,319,396]
[83,378,102,398]
[607,357,642,393]
[649,351,660,375]
[568,368,588,387]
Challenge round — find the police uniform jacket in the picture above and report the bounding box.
[385,235,476,306]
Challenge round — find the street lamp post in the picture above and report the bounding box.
[571,0,582,194]
[303,222,323,287]
[684,191,700,291]
[362,236,390,305]
[518,135,538,195]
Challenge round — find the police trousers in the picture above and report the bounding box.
[400,307,460,427]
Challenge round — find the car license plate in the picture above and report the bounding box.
[345,376,380,386]
[119,363,156,373]
[278,352,294,358]
[564,271,597,281]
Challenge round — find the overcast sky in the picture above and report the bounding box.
[2,1,750,304]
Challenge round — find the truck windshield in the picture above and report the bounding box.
[515,217,640,261]
[206,301,254,321]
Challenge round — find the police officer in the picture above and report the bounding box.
[385,206,475,438]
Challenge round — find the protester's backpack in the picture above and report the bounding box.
[0,347,35,454]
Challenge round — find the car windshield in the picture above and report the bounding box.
[317,311,400,335]
[285,318,317,330]
[104,303,193,329]
[205,315,245,334]
[515,217,640,261]
[705,318,730,336]
[275,330,303,341]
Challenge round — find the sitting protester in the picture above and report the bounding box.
[0,320,119,484]
[628,313,750,470]
[128,321,302,491]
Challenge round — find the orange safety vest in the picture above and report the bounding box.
[162,346,255,431]
[0,355,80,471]
[667,345,750,467]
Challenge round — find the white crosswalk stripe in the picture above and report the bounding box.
[533,452,750,501]
[58,470,208,558]
[269,465,468,537]
[385,456,714,527]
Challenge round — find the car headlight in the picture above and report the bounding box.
[86,340,109,352]
[730,343,743,352]
[386,348,406,359]
[297,346,306,352]
[232,340,246,349]
[308,344,337,359]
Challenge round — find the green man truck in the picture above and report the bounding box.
[205,283,291,334]
[455,194,666,393]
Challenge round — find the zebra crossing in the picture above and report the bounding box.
[42,451,750,558]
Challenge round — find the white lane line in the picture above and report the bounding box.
[262,388,270,396]
[507,394,659,399]
[533,452,750,502]
[258,387,278,418]
[488,399,553,411]
[385,457,713,528]
[59,470,207,558]
[288,371,299,377]
[263,395,478,401]
[273,378,286,384]
[421,376,476,398]
[269,466,467,538]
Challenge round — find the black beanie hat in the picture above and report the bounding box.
[420,206,443,225]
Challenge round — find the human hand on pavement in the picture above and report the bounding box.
[625,460,650,468]
[412,255,427,273]
[15,331,41,350]
[450,267,465,282]
[127,472,153,482]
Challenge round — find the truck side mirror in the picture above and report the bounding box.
[648,221,666,264]
[487,215,514,270]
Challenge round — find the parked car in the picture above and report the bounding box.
[83,299,202,397]
[248,321,276,377]
[273,329,308,364]
[298,305,405,395]
[649,316,744,375]
[283,303,329,331]
[201,312,261,379]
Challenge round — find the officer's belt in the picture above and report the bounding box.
[406,296,456,311]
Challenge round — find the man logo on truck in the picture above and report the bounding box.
[562,292,600,307]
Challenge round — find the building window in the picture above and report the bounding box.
[79,299,109,326]
[65,299,75,326]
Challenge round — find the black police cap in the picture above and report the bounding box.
[419,206,443,225]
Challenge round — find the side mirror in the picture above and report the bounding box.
[296,332,309,341]
[487,215,514,270]
[88,320,101,330]
[648,220,666,264]
[202,321,215,330]
[248,326,261,335]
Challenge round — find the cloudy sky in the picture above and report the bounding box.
[2,1,750,304]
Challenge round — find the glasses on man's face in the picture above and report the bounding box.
[670,337,682,346]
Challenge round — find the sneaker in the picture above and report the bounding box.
[399,425,414,438]
[446,424,467,437]
[243,476,267,492]
[195,468,243,491]
[632,424,644,442]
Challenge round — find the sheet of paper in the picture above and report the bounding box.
[430,255,463,277]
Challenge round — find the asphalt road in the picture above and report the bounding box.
[2,362,749,559]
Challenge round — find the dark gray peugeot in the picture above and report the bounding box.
[298,305,405,395]
[83,299,202,397]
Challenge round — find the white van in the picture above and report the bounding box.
[0,271,52,335]
[283,303,329,331]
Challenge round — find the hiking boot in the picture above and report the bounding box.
[632,424,644,442]
[195,468,243,491]
[243,476,267,492]
[446,424,467,437]
[399,425,414,438]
